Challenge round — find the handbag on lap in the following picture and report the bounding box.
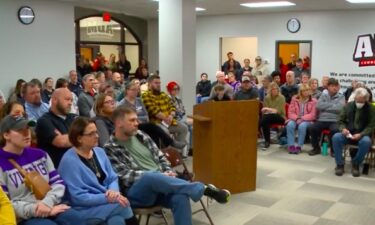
[8,159,51,200]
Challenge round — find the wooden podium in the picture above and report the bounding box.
[192,100,259,194]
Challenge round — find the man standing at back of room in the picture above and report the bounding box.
[221,51,241,73]
[141,75,188,147]
[104,106,230,225]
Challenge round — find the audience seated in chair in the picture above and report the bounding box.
[234,76,259,101]
[121,82,185,150]
[58,117,136,225]
[318,75,329,92]
[332,88,375,177]
[211,85,231,101]
[23,82,49,122]
[227,71,241,93]
[260,82,286,149]
[78,74,97,117]
[209,71,234,100]
[280,71,299,104]
[286,84,317,154]
[141,75,188,148]
[36,88,77,167]
[166,81,193,157]
[195,72,211,103]
[0,186,16,225]
[258,75,272,102]
[0,116,85,225]
[104,107,231,225]
[93,94,116,147]
[309,78,322,100]
[308,78,345,156]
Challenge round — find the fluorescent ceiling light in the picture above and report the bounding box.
[195,7,206,11]
[346,0,375,3]
[241,1,295,8]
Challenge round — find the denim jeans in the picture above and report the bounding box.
[19,208,85,225]
[127,172,205,225]
[86,203,133,225]
[286,121,310,147]
[332,133,372,166]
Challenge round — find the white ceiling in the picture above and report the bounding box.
[60,0,375,19]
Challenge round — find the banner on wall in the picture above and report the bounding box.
[329,34,375,93]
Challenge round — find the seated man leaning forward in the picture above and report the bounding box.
[104,106,231,225]
[332,87,375,177]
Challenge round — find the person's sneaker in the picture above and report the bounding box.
[351,164,360,177]
[295,146,301,154]
[261,141,270,150]
[204,184,230,204]
[308,148,321,156]
[287,146,295,154]
[170,140,187,149]
[188,148,193,156]
[335,165,345,176]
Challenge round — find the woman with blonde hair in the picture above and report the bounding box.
[286,84,317,153]
[260,82,286,149]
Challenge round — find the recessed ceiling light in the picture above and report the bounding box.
[195,7,206,11]
[346,0,375,3]
[241,1,295,8]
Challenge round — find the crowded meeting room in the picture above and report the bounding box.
[2,0,375,225]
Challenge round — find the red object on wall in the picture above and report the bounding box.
[103,12,111,22]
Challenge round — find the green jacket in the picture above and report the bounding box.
[338,102,375,137]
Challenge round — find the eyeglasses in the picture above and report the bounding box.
[82,131,99,137]
[172,88,180,91]
[104,100,115,105]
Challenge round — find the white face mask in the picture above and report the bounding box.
[356,102,365,109]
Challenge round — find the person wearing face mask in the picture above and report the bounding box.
[332,87,375,177]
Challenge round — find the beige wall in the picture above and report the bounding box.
[221,37,258,69]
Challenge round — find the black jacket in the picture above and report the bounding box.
[196,80,212,97]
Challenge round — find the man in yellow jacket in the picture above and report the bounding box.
[0,186,16,225]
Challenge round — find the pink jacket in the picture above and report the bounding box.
[287,96,317,124]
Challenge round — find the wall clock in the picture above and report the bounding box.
[18,6,35,25]
[287,18,300,33]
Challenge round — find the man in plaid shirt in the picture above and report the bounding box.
[104,107,230,225]
[141,75,188,155]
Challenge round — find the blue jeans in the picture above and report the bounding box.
[86,203,133,225]
[286,121,310,147]
[197,96,210,103]
[19,208,85,225]
[332,133,372,166]
[127,172,205,225]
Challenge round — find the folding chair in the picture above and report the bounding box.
[133,205,169,225]
[161,147,215,225]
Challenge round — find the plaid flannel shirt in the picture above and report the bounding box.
[104,130,172,192]
[141,90,177,125]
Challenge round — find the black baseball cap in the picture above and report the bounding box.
[0,116,36,133]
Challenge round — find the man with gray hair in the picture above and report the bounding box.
[77,73,96,117]
[332,87,375,177]
[209,71,234,100]
[280,71,299,103]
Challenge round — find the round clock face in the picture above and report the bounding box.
[18,6,35,25]
[287,18,300,33]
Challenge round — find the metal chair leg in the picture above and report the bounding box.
[161,210,169,225]
[199,199,214,225]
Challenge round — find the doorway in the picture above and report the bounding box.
[220,37,258,70]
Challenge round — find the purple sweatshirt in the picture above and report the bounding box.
[0,147,65,221]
